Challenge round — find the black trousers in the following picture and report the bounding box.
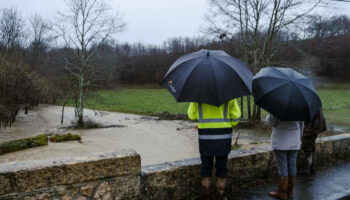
[301,134,318,153]
[200,155,228,178]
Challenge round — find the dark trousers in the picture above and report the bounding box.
[200,155,228,178]
[301,134,318,153]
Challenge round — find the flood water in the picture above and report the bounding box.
[0,105,270,166]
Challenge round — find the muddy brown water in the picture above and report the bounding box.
[0,105,270,166]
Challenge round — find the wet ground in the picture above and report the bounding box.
[0,105,270,166]
[235,162,350,200]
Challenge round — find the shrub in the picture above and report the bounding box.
[70,117,104,129]
[0,56,48,128]
[0,134,48,155]
[50,133,81,142]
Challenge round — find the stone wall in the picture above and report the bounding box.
[0,150,141,200]
[1,134,350,200]
[142,134,350,199]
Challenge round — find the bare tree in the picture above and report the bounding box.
[205,0,326,120]
[56,0,125,126]
[29,14,53,53]
[0,8,25,49]
[28,14,54,70]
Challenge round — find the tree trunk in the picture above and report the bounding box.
[253,103,257,119]
[255,106,261,120]
[78,115,84,127]
[240,96,244,119]
[234,131,241,145]
[61,100,67,124]
[247,96,251,119]
[74,97,78,117]
[77,74,84,126]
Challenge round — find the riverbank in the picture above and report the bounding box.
[62,83,350,130]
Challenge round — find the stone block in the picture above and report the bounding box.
[80,182,98,197]
[0,150,141,195]
[93,182,112,200]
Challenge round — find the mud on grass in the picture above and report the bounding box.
[156,111,188,120]
[0,134,48,155]
[66,117,125,130]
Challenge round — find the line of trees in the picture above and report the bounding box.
[0,57,47,128]
[301,15,350,79]
[0,8,48,128]
[204,0,349,120]
[0,0,349,127]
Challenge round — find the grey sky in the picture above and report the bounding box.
[0,0,349,45]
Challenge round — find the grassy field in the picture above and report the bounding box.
[84,85,189,115]
[318,84,350,130]
[77,83,350,130]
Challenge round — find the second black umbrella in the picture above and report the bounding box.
[252,67,322,121]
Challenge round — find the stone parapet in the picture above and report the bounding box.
[0,150,141,200]
[1,134,350,199]
[142,134,350,199]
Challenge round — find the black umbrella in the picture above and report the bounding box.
[160,49,253,106]
[252,67,322,121]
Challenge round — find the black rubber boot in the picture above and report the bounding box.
[298,152,312,176]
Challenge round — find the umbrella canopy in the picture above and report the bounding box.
[160,49,253,106]
[252,67,322,121]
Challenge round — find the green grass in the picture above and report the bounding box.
[81,88,189,115]
[239,84,350,130]
[318,88,350,130]
[0,134,48,155]
[231,143,243,150]
[64,83,350,130]
[85,88,268,119]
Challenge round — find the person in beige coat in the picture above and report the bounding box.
[266,114,304,200]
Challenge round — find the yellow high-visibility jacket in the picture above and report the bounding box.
[187,99,241,129]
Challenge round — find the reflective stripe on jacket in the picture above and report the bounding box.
[187,99,241,156]
[187,99,241,129]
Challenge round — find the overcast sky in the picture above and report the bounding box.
[0,0,349,45]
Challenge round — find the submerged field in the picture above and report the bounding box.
[69,83,350,130]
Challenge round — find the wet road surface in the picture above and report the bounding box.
[235,162,350,200]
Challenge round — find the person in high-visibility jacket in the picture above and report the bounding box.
[187,99,241,199]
